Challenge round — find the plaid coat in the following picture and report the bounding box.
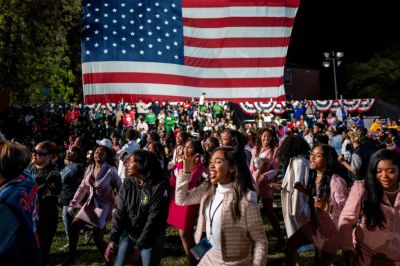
[176,172,268,266]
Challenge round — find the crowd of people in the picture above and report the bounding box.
[1,98,400,266]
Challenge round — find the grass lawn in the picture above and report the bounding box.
[48,198,345,265]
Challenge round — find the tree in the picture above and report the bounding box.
[345,44,400,105]
[0,0,82,103]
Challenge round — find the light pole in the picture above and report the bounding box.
[323,51,344,100]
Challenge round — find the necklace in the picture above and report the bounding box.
[384,184,400,195]
[315,173,323,184]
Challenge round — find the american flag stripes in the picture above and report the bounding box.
[82,0,300,104]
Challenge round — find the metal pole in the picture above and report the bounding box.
[332,57,338,100]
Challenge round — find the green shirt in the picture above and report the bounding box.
[213,104,222,115]
[165,115,175,132]
[145,112,157,124]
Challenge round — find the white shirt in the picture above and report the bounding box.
[117,140,140,180]
[206,182,233,250]
[341,139,352,161]
[304,134,314,149]
[262,113,274,123]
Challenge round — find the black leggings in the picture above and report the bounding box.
[285,226,335,266]
[67,218,107,259]
[261,198,285,243]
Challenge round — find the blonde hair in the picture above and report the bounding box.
[348,130,362,144]
[0,141,31,179]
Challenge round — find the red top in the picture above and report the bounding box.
[167,161,205,231]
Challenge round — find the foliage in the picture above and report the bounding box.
[0,0,82,103]
[345,44,400,105]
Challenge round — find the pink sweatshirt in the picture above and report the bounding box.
[339,181,400,262]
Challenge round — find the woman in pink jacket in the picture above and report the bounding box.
[339,149,400,265]
[286,144,349,266]
[61,145,121,265]
[250,127,285,248]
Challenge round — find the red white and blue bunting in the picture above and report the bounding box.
[253,101,276,113]
[357,99,376,113]
[273,102,286,115]
[239,99,375,115]
[314,100,333,112]
[239,102,257,114]
[342,99,361,112]
[79,99,375,116]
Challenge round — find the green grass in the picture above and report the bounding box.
[48,198,345,265]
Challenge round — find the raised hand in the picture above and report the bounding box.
[183,153,199,173]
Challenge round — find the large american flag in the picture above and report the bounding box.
[82,0,300,104]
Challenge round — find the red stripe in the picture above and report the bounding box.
[183,17,295,28]
[182,0,300,8]
[83,72,284,88]
[184,37,290,48]
[184,56,286,68]
[84,93,286,104]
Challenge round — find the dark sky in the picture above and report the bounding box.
[287,0,399,68]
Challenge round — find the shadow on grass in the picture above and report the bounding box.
[48,196,345,266]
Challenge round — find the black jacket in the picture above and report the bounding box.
[352,144,375,181]
[58,163,84,206]
[29,163,61,218]
[109,176,170,249]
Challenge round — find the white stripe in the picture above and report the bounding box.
[83,84,285,99]
[184,46,288,58]
[184,26,293,38]
[82,62,284,78]
[183,6,298,18]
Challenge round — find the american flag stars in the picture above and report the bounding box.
[82,0,183,63]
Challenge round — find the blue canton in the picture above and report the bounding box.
[82,0,184,64]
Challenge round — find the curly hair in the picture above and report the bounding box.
[94,146,116,167]
[255,127,278,155]
[277,134,310,165]
[348,130,363,144]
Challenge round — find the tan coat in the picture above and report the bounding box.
[176,172,268,266]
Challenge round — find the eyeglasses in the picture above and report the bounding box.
[310,152,324,159]
[32,149,49,156]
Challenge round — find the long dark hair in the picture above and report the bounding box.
[185,139,204,157]
[202,146,254,221]
[362,149,400,230]
[203,137,219,167]
[222,129,247,153]
[147,141,167,169]
[307,144,340,212]
[277,134,310,165]
[131,149,166,186]
[255,127,278,155]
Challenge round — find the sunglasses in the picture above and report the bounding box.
[32,149,49,156]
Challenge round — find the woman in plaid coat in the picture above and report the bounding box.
[176,146,268,266]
